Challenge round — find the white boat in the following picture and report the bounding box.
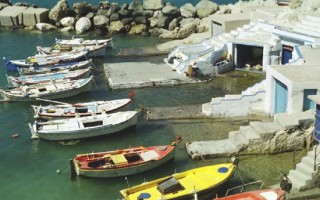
[36,42,108,57]
[55,38,113,47]
[4,51,88,69]
[7,67,92,87]
[17,59,92,75]
[32,98,132,120]
[29,111,139,140]
[0,76,93,102]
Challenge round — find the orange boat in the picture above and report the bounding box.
[214,188,286,200]
[70,136,182,179]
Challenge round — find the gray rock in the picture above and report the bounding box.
[195,0,218,19]
[0,0,11,4]
[109,20,125,33]
[110,12,119,21]
[73,2,97,17]
[106,4,120,17]
[97,9,108,16]
[129,24,147,34]
[143,0,164,10]
[162,4,180,16]
[121,3,129,10]
[75,17,91,33]
[98,1,111,9]
[149,27,166,36]
[129,0,143,11]
[177,23,196,38]
[159,28,179,39]
[134,16,147,24]
[60,26,74,32]
[119,9,131,17]
[168,18,179,31]
[180,3,196,18]
[121,17,133,25]
[60,16,75,27]
[93,15,109,26]
[148,17,158,28]
[85,12,95,19]
[36,22,56,31]
[48,0,70,24]
[132,10,153,17]
[156,15,169,28]
[289,0,303,9]
[179,18,200,27]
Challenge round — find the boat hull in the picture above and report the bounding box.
[74,147,175,178]
[33,111,138,140]
[120,163,236,200]
[1,77,93,102]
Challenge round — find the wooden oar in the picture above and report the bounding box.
[36,98,71,105]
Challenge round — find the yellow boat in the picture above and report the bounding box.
[120,162,237,200]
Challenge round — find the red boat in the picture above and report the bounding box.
[70,136,182,179]
[214,188,286,200]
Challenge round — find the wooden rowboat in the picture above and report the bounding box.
[120,162,237,200]
[214,188,286,200]
[0,76,93,102]
[32,98,132,120]
[37,42,108,57]
[55,38,112,47]
[3,51,88,70]
[70,136,182,178]
[7,67,92,87]
[29,110,139,141]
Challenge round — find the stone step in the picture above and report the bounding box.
[224,94,243,100]
[302,155,318,167]
[295,162,315,177]
[249,121,282,140]
[291,110,314,125]
[228,131,248,151]
[185,139,237,159]
[288,170,305,190]
[239,126,261,141]
[274,113,299,129]
[211,97,224,105]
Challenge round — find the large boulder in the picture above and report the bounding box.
[129,0,143,11]
[36,23,57,31]
[156,15,170,28]
[180,3,196,18]
[109,12,120,21]
[143,0,164,10]
[60,16,75,27]
[177,22,197,38]
[134,16,147,24]
[195,0,218,19]
[109,20,125,33]
[162,3,180,17]
[0,0,11,4]
[129,24,147,34]
[168,18,179,31]
[48,0,70,25]
[75,17,91,33]
[93,15,109,26]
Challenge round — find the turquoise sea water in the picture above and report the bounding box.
[11,0,241,9]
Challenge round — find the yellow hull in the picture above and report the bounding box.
[120,163,236,200]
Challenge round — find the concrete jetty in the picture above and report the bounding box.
[104,62,206,89]
[0,6,48,27]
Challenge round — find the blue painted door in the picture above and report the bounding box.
[274,79,288,113]
[315,105,320,142]
[281,45,293,64]
[303,89,317,111]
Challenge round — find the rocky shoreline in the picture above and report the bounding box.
[0,0,225,39]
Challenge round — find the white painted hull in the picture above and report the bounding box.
[32,111,138,140]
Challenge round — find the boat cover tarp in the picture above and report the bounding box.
[140,150,159,161]
[110,154,128,165]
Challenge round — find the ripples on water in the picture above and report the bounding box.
[0,30,296,199]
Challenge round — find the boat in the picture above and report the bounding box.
[0,76,93,102]
[120,162,237,200]
[32,98,132,120]
[55,38,112,47]
[7,67,92,87]
[214,188,286,200]
[29,110,139,141]
[3,51,88,71]
[70,136,182,178]
[17,59,92,75]
[36,42,108,57]
[214,174,292,200]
